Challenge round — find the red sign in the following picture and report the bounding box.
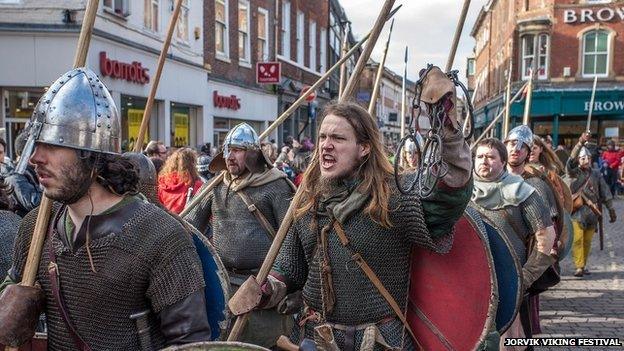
[301,85,316,102]
[256,62,281,84]
[213,91,241,110]
[99,52,150,84]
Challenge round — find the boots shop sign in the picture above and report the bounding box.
[99,52,150,84]
[213,91,241,111]
[563,7,624,23]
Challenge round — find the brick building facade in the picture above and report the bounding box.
[469,0,624,147]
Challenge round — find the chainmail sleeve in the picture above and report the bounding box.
[7,206,55,283]
[0,210,22,279]
[182,185,214,235]
[268,179,295,227]
[272,220,308,292]
[520,192,553,235]
[146,221,206,313]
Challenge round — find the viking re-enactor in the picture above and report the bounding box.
[471,138,556,347]
[230,71,473,349]
[183,122,295,348]
[566,133,616,277]
[0,68,211,350]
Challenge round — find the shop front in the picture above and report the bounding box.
[473,86,624,147]
[0,33,209,157]
[208,80,278,151]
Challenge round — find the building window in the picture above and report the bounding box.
[238,0,250,63]
[521,34,548,80]
[296,11,305,64]
[215,0,229,58]
[309,20,316,70]
[103,0,129,17]
[176,0,189,42]
[319,28,327,73]
[582,30,609,77]
[144,0,159,31]
[280,0,291,58]
[257,8,269,62]
[467,58,475,76]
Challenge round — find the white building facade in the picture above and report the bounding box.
[0,0,210,156]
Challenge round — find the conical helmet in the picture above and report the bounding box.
[16,68,120,172]
[504,125,533,151]
[209,123,272,173]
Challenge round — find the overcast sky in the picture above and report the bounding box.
[339,0,488,82]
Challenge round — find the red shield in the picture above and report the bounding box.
[408,209,496,350]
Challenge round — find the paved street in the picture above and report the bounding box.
[535,198,624,350]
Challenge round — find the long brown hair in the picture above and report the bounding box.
[160,147,200,185]
[533,136,564,174]
[295,101,394,227]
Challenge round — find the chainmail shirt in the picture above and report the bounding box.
[471,192,552,263]
[184,177,293,271]
[0,210,20,277]
[523,176,558,220]
[273,180,462,335]
[9,199,205,350]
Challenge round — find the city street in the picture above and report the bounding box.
[536,198,624,350]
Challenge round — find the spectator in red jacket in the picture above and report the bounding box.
[158,148,204,214]
[601,140,624,195]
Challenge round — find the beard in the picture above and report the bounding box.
[44,158,93,205]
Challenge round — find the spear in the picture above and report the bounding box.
[226,0,398,342]
[400,46,408,139]
[180,3,402,218]
[522,68,534,126]
[338,27,350,99]
[446,0,472,72]
[471,81,529,150]
[368,18,395,115]
[586,75,598,133]
[342,0,397,98]
[133,0,185,152]
[502,58,513,136]
[4,1,99,351]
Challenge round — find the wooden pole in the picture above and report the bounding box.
[445,0,472,72]
[368,19,395,115]
[181,5,403,218]
[522,69,534,126]
[5,2,99,351]
[400,46,408,139]
[342,0,396,99]
[338,27,350,99]
[586,75,598,133]
[471,82,529,150]
[133,0,184,152]
[226,2,399,342]
[502,58,513,137]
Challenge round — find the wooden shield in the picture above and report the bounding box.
[408,208,497,351]
[191,230,232,340]
[479,214,523,334]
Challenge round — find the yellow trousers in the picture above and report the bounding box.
[572,221,595,269]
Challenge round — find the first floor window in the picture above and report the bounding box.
[215,0,228,57]
[582,30,609,77]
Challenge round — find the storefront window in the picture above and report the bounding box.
[582,30,609,77]
[171,104,190,147]
[120,95,151,152]
[3,89,44,158]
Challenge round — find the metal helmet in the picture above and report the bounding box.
[209,123,272,173]
[16,67,120,173]
[222,123,261,157]
[579,146,591,158]
[504,125,533,151]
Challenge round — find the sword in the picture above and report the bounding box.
[130,310,153,351]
